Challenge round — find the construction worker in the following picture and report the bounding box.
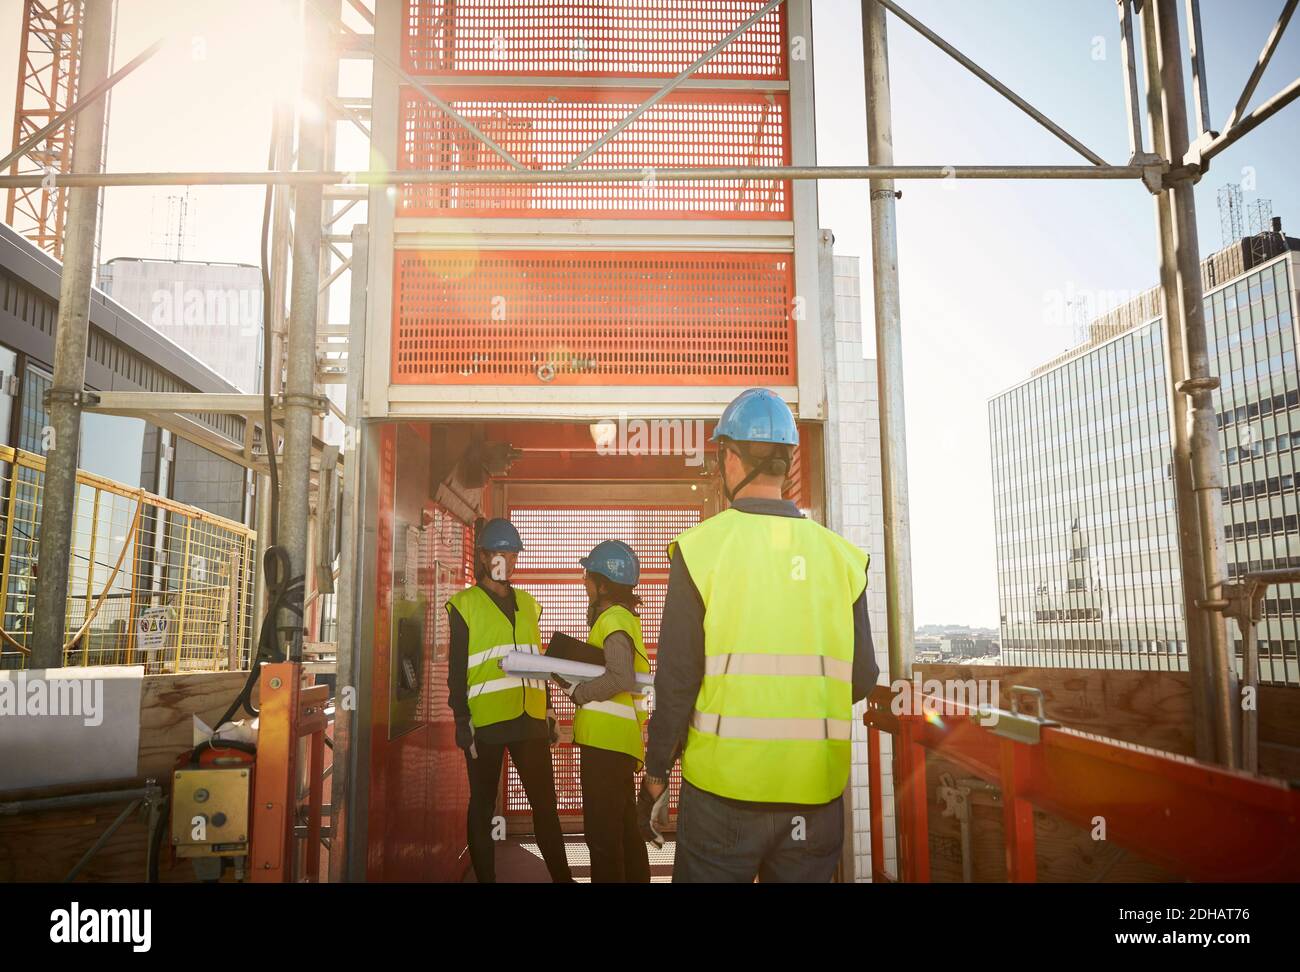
[639,388,878,883]
[446,517,573,883]
[553,540,652,883]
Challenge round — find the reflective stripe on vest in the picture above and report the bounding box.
[573,604,650,764]
[702,652,854,682]
[446,585,547,729]
[672,508,868,804]
[690,711,853,741]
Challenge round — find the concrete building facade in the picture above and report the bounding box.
[989,229,1300,686]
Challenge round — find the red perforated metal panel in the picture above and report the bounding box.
[403,0,787,79]
[504,505,701,818]
[399,86,790,219]
[512,506,699,577]
[392,250,796,385]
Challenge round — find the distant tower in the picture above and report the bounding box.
[151,190,193,262]
[1068,294,1092,347]
[1218,183,1244,249]
[1247,198,1275,265]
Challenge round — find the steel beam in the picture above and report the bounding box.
[277,0,332,663]
[862,0,917,875]
[0,37,163,173]
[1118,1,1146,159]
[564,0,787,168]
[308,0,527,171]
[870,0,1108,166]
[0,165,1147,189]
[29,0,113,667]
[1224,0,1297,131]
[1142,0,1236,766]
[330,224,368,883]
[1184,0,1214,138]
[1202,74,1300,165]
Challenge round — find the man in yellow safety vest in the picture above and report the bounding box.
[639,388,878,882]
[446,517,572,883]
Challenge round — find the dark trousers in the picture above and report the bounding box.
[578,745,651,884]
[465,737,572,883]
[673,780,844,883]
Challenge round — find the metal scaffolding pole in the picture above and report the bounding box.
[0,164,1147,190]
[862,0,916,870]
[29,0,114,668]
[329,224,368,883]
[1138,2,1216,762]
[1142,0,1237,766]
[278,1,330,659]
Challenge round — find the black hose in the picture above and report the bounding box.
[211,546,303,731]
[261,110,280,547]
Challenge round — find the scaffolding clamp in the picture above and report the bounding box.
[1176,375,1220,394]
[1131,152,1167,194]
[277,392,331,416]
[43,389,100,408]
[1182,129,1220,173]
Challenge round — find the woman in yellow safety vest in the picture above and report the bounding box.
[554,539,652,883]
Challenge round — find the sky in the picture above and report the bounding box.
[0,1,1297,628]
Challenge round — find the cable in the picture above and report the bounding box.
[210,546,303,733]
[205,107,296,743]
[260,111,280,547]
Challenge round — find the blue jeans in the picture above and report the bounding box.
[673,780,845,883]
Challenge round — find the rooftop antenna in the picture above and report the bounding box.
[1247,198,1274,265]
[1067,293,1092,348]
[1217,183,1244,249]
[153,189,192,262]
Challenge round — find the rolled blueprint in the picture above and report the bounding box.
[499,650,654,688]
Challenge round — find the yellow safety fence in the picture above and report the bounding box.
[0,444,257,673]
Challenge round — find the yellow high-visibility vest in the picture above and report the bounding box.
[669,509,868,803]
[573,605,650,764]
[446,585,547,728]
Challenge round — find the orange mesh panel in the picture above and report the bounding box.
[392,250,797,385]
[399,87,790,219]
[403,0,787,79]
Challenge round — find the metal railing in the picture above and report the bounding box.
[863,683,1300,883]
[0,444,257,673]
[1216,567,1300,773]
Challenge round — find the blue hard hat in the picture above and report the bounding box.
[712,388,799,446]
[477,518,523,552]
[581,539,640,586]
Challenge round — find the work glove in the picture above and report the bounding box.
[546,707,560,747]
[455,721,477,759]
[637,776,670,849]
[551,674,576,698]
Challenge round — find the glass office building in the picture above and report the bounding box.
[989,236,1300,685]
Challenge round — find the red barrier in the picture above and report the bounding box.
[864,684,1300,883]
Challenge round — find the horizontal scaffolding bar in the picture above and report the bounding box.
[1202,74,1300,164]
[0,164,1147,190]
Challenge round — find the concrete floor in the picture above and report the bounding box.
[463,836,676,883]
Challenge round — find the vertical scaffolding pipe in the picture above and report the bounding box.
[329,224,368,883]
[29,0,114,668]
[1138,3,1213,761]
[1142,0,1237,765]
[277,0,330,659]
[253,99,296,634]
[862,0,916,869]
[1184,0,1213,139]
